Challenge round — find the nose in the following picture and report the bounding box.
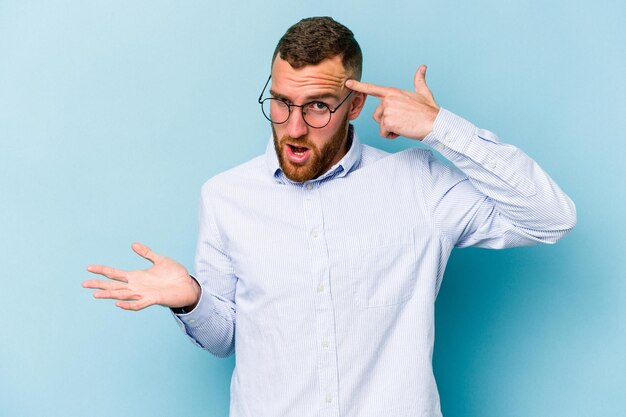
[286,107,308,139]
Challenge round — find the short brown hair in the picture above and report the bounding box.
[272,17,362,80]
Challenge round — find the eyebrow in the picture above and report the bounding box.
[269,89,340,102]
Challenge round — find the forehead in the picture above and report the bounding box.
[270,56,348,99]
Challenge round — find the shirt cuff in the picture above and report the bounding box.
[423,107,537,197]
[422,107,477,155]
[171,278,215,327]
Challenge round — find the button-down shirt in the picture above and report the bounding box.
[174,109,576,417]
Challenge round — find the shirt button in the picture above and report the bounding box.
[189,319,196,323]
[306,183,313,190]
[325,394,333,404]
[444,132,452,144]
[311,229,319,238]
[322,339,329,348]
[488,160,497,169]
[317,284,325,293]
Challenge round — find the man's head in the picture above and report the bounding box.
[267,17,366,183]
[272,16,362,81]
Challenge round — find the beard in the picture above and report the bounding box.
[272,115,350,183]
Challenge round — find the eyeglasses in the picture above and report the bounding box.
[258,75,353,129]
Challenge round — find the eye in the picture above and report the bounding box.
[306,101,329,113]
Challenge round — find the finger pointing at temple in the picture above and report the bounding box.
[345,79,395,97]
[345,65,439,141]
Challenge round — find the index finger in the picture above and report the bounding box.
[345,79,392,97]
[86,264,129,282]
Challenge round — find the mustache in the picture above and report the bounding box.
[278,134,316,149]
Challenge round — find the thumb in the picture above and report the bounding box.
[131,242,161,264]
[413,65,427,91]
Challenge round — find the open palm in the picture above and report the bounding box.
[83,242,200,311]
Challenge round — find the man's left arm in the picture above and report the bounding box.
[346,65,576,246]
[421,107,576,246]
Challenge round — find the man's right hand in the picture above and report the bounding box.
[82,242,200,311]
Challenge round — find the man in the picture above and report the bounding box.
[83,16,576,417]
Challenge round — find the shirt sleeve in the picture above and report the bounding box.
[171,184,237,358]
[420,108,576,249]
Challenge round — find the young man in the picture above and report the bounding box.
[84,17,576,417]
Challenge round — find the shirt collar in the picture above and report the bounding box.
[265,124,362,184]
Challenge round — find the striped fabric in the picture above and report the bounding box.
[173,108,576,417]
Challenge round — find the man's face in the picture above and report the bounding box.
[269,56,365,182]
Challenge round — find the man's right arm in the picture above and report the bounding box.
[171,283,236,358]
[171,187,238,358]
[83,188,238,358]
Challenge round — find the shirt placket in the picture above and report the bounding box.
[302,181,341,417]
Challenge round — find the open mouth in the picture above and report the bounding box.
[285,144,311,164]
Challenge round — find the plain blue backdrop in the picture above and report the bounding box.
[1,1,624,416]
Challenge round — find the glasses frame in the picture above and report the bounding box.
[258,75,353,129]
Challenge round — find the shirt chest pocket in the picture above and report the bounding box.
[335,228,418,308]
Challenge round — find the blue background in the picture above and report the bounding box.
[1,1,624,416]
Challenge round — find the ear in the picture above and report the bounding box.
[347,91,367,121]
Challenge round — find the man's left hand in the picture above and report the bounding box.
[345,65,439,141]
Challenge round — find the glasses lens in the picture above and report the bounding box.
[261,99,289,124]
[302,102,331,128]
[260,98,333,128]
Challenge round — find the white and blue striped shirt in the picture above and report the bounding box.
[174,108,576,417]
